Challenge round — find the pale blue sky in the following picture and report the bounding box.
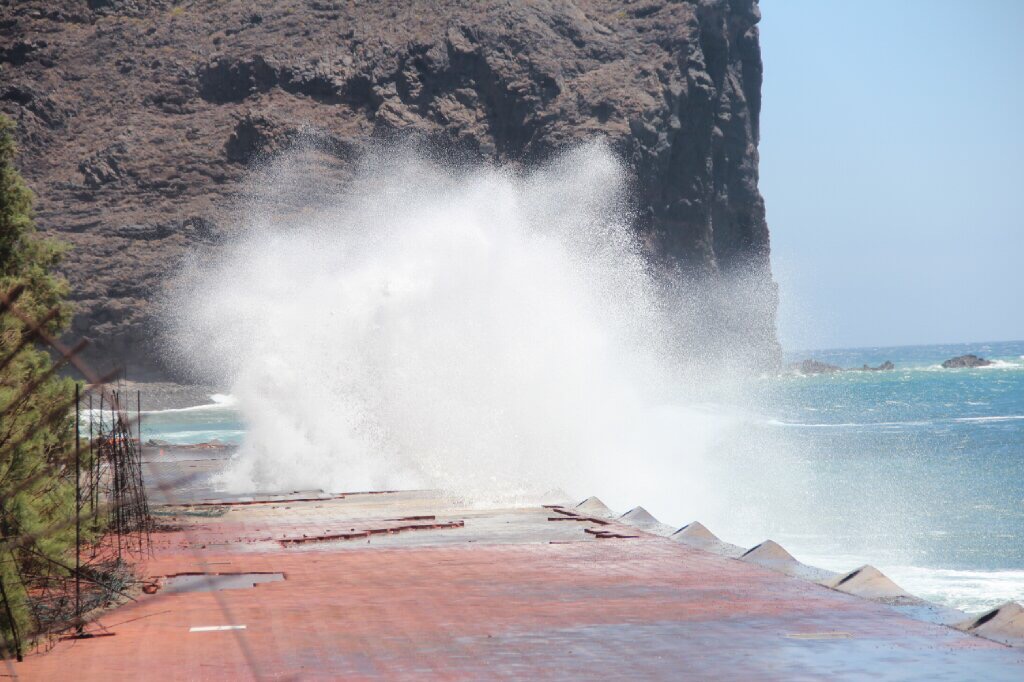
[759,0,1024,351]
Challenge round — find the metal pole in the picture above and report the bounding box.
[137,390,144,548]
[95,393,103,525]
[113,392,121,565]
[75,383,82,635]
[0,567,23,661]
[88,392,93,517]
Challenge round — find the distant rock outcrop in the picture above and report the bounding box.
[942,354,993,369]
[792,359,895,375]
[855,361,894,371]
[1,0,779,378]
[795,359,842,375]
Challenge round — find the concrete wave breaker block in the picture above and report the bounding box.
[957,602,1024,647]
[618,506,675,536]
[740,540,837,582]
[737,544,967,627]
[670,522,746,558]
[822,565,914,602]
[574,496,615,519]
[816,564,967,627]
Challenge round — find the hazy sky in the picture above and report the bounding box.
[758,0,1023,351]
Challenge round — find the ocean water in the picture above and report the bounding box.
[729,339,1024,614]
[141,394,245,445]
[139,339,1024,614]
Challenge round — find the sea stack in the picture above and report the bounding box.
[796,359,842,374]
[857,361,894,371]
[942,354,993,368]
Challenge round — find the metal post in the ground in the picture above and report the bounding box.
[0,566,23,662]
[74,382,82,635]
[89,391,97,542]
[95,393,103,526]
[113,392,121,565]
[88,392,93,520]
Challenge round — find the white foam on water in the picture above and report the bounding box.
[777,549,1024,614]
[138,397,238,416]
[145,429,246,444]
[765,419,933,429]
[954,415,1024,423]
[981,359,1021,369]
[883,566,1024,614]
[166,142,755,514]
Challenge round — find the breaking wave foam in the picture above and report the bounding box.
[166,142,743,513]
[954,415,1024,423]
[884,566,1024,614]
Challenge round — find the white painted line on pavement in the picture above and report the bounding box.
[189,625,247,632]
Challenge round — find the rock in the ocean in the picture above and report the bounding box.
[856,361,894,371]
[942,354,993,369]
[796,359,842,375]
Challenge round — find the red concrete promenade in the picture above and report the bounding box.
[10,454,1024,680]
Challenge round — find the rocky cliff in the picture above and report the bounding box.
[1,0,777,377]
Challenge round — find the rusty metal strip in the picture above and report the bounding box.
[546,507,579,517]
[583,528,638,540]
[279,520,465,545]
[547,516,610,525]
[181,495,347,508]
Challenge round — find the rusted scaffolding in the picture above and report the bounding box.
[1,277,261,680]
[88,389,152,563]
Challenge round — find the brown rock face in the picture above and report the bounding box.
[1,0,778,378]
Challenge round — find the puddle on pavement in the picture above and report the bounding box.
[161,572,285,593]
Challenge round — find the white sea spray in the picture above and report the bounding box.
[166,142,749,516]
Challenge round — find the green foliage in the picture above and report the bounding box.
[0,113,85,657]
[0,117,69,330]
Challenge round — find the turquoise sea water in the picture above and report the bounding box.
[141,394,245,445]
[139,340,1024,613]
[725,339,1024,613]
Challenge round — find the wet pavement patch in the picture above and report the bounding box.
[161,572,284,593]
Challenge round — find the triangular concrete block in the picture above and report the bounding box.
[823,565,912,601]
[741,540,796,563]
[574,496,614,518]
[672,521,719,542]
[957,601,1024,647]
[618,506,675,536]
[669,521,746,558]
[740,540,837,582]
[620,506,659,525]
